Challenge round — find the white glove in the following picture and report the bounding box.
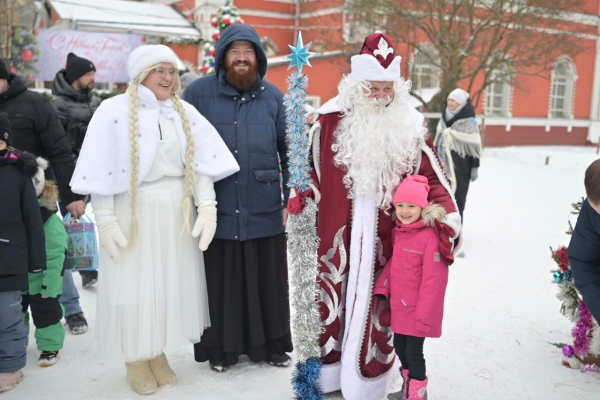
[96,215,128,260]
[192,206,217,251]
[470,167,479,182]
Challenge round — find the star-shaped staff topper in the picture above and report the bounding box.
[286,31,315,74]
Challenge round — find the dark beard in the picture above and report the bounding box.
[225,61,258,93]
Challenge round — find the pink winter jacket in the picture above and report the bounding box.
[373,204,449,338]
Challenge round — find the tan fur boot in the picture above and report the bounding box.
[125,360,158,395]
[148,353,177,388]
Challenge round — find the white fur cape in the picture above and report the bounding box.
[70,85,239,196]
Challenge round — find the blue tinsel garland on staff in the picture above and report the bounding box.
[284,33,323,400]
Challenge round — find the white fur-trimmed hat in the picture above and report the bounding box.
[127,45,181,81]
[349,33,401,82]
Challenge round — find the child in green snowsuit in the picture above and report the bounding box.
[22,157,67,367]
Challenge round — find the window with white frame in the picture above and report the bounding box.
[550,60,575,119]
[485,69,511,116]
[411,48,440,90]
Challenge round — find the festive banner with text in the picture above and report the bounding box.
[33,29,143,83]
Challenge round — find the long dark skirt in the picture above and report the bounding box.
[194,232,293,365]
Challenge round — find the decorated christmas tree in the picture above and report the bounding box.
[550,200,600,372]
[8,27,40,82]
[200,0,245,75]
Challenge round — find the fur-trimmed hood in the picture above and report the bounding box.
[0,149,39,178]
[421,202,447,226]
[39,180,59,211]
[394,202,447,227]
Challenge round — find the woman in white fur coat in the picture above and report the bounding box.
[70,45,239,395]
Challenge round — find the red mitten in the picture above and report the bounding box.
[287,188,314,214]
[434,220,455,266]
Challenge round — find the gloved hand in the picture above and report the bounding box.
[96,215,128,260]
[287,183,321,215]
[192,206,217,251]
[470,167,479,182]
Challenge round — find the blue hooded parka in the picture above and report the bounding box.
[184,24,289,241]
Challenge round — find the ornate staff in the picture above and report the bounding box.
[284,32,323,400]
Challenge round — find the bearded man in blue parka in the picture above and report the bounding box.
[184,24,291,372]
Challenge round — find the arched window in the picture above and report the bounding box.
[411,47,440,90]
[485,66,512,116]
[550,59,576,119]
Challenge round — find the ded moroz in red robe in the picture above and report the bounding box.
[310,103,461,400]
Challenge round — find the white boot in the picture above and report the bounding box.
[148,353,177,388]
[125,360,158,395]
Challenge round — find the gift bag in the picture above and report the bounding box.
[62,212,99,271]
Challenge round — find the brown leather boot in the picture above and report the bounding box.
[125,360,158,395]
[148,353,177,388]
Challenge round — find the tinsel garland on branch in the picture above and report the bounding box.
[283,33,323,399]
[550,200,599,372]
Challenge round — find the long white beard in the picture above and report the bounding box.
[332,78,427,210]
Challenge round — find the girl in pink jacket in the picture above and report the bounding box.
[374,175,449,400]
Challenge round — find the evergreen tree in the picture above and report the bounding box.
[201,0,245,75]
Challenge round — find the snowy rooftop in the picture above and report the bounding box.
[48,0,201,39]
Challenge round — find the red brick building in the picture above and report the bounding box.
[185,0,600,146]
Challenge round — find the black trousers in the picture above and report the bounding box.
[193,233,293,366]
[393,333,426,380]
[571,263,600,324]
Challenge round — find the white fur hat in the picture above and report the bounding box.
[349,32,401,82]
[127,45,180,81]
[33,157,48,197]
[448,88,469,106]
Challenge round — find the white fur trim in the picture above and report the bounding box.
[128,45,181,81]
[309,121,322,183]
[337,194,398,400]
[33,157,48,197]
[420,143,463,252]
[319,363,342,393]
[349,55,401,82]
[316,96,341,115]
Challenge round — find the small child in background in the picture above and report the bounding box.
[0,113,46,392]
[21,157,67,367]
[374,175,449,400]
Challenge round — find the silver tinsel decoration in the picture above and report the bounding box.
[287,198,322,361]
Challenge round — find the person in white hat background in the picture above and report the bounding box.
[287,33,461,400]
[69,45,239,395]
[433,88,482,221]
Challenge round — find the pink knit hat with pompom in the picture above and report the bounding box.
[393,175,430,208]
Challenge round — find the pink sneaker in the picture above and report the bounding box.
[406,376,428,400]
[0,370,24,393]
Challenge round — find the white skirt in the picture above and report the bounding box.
[96,177,210,363]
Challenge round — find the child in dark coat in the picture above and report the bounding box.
[569,159,600,324]
[0,113,46,393]
[374,175,449,400]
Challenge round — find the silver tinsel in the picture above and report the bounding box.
[287,198,322,362]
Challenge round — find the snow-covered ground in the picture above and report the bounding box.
[5,146,600,399]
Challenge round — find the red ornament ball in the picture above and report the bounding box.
[202,65,210,74]
[209,48,216,56]
[21,48,34,62]
[211,17,218,28]
[237,18,245,24]
[10,66,17,74]
[212,32,221,41]
[222,15,230,25]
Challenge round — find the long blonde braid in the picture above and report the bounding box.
[171,94,195,234]
[126,82,141,249]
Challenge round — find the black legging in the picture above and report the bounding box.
[393,333,426,380]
